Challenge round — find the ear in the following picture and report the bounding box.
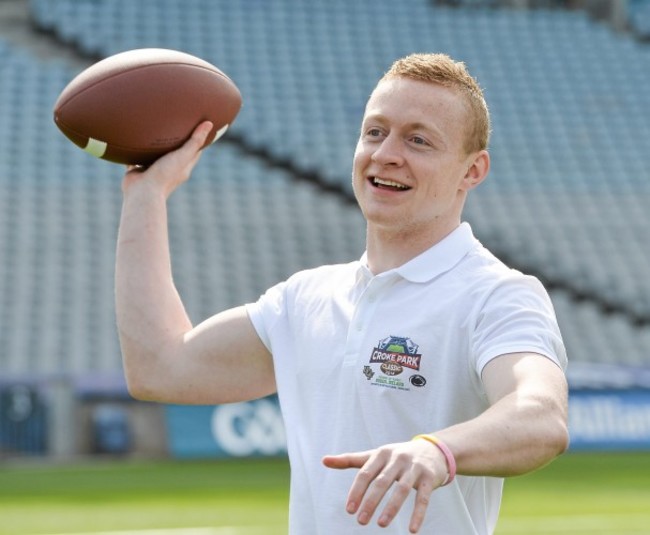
[460,150,490,191]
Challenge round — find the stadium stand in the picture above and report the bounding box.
[629,0,650,40]
[1,0,650,401]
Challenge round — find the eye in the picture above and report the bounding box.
[410,135,429,146]
[366,127,384,138]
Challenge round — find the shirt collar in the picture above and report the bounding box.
[357,222,479,284]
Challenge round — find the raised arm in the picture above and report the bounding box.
[115,122,276,405]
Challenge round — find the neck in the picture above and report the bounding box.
[365,219,461,275]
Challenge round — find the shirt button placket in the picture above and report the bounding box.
[343,277,388,366]
[344,291,368,364]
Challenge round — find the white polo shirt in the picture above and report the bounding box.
[246,222,566,535]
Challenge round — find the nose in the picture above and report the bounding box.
[371,133,404,167]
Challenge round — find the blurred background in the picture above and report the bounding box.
[0,0,649,525]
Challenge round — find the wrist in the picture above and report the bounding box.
[122,162,183,201]
[122,176,173,212]
[412,434,457,486]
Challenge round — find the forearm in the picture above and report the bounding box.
[437,383,569,478]
[115,181,192,398]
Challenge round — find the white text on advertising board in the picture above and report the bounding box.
[211,399,287,456]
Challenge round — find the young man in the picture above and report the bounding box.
[116,53,569,534]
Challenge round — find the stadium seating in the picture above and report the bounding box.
[629,0,650,40]
[0,0,648,389]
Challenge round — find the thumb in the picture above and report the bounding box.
[186,120,216,150]
[160,120,214,168]
[142,120,215,194]
[121,121,216,197]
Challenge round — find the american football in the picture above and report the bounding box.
[53,48,242,165]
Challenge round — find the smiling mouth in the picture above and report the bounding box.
[370,177,411,191]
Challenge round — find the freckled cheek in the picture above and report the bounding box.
[352,141,365,164]
[351,147,368,182]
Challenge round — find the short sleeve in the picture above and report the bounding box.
[245,280,287,354]
[472,274,567,375]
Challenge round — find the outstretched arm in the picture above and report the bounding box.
[322,352,569,533]
[115,122,276,405]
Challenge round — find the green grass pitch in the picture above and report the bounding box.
[1,452,649,534]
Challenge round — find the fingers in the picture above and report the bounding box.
[347,450,416,528]
[344,449,393,519]
[155,120,213,173]
[377,472,434,533]
[121,121,214,196]
[323,442,446,532]
[409,480,434,534]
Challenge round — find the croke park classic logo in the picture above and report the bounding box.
[369,335,422,376]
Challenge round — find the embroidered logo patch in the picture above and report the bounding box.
[364,336,426,391]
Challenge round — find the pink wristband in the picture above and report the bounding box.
[412,434,457,486]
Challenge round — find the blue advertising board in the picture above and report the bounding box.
[569,389,650,451]
[166,395,287,458]
[165,390,650,458]
[0,383,48,456]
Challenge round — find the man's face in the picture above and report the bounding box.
[352,76,484,240]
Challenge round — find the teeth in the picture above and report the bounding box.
[373,177,409,189]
